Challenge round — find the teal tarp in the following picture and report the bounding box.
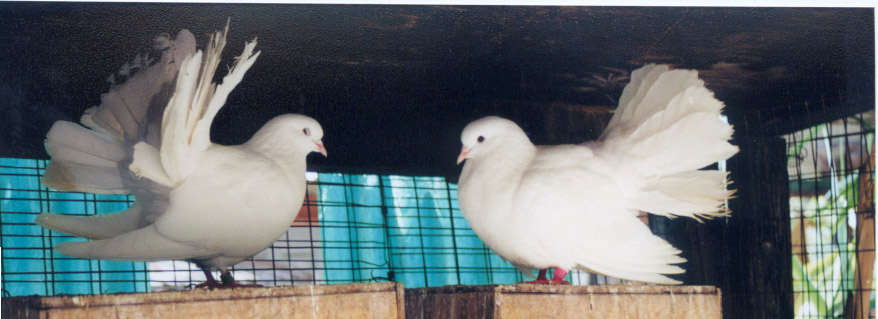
[1,157,525,296]
[318,173,523,288]
[0,158,149,296]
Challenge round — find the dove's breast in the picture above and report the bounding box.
[153,145,305,258]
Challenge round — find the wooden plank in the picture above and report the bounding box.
[2,282,404,319]
[406,284,722,319]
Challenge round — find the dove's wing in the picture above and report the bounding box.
[512,145,685,285]
[53,154,301,263]
[130,23,260,187]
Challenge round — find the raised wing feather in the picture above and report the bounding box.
[131,22,260,186]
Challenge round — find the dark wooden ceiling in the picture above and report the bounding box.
[0,3,873,178]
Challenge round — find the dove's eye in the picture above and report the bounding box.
[477,136,485,143]
[303,128,311,136]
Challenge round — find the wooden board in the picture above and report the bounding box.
[2,282,404,319]
[406,284,722,319]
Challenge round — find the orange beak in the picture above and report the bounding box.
[456,146,471,165]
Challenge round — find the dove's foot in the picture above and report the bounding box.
[521,269,551,284]
[521,268,570,285]
[219,272,262,288]
[193,271,262,289]
[521,267,570,285]
[550,267,570,285]
[192,268,261,289]
[193,280,261,289]
[193,272,224,289]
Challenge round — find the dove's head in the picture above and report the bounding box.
[457,116,531,164]
[252,114,327,157]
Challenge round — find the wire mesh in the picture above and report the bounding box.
[3,109,872,319]
[783,109,875,319]
[2,158,570,296]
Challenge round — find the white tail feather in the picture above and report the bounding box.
[633,111,737,176]
[55,224,205,262]
[44,121,125,165]
[635,170,734,221]
[42,162,127,194]
[41,30,196,194]
[80,31,196,141]
[600,64,738,221]
[35,203,147,240]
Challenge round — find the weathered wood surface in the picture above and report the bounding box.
[2,282,404,319]
[406,284,722,319]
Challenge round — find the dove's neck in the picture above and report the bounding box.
[244,133,309,184]
[459,139,537,206]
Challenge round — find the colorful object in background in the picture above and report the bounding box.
[785,111,875,319]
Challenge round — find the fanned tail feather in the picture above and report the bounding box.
[81,31,196,141]
[600,64,738,221]
[633,170,734,221]
[42,121,128,194]
[41,30,196,194]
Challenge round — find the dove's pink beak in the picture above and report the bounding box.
[314,140,328,157]
[457,146,471,164]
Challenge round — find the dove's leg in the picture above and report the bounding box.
[521,269,551,284]
[550,267,570,285]
[194,267,223,289]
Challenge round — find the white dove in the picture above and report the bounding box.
[35,24,327,288]
[456,64,738,285]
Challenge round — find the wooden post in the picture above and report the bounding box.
[722,137,794,319]
[847,147,875,319]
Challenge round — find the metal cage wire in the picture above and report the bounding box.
[1,161,605,296]
[0,102,874,319]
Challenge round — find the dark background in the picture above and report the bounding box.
[0,3,873,179]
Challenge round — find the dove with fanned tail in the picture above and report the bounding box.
[456,64,738,285]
